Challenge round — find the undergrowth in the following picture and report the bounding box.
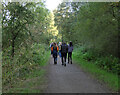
[73,47,119,92]
[2,43,50,92]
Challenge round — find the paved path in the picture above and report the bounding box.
[45,56,110,93]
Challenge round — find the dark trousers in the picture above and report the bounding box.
[53,53,57,64]
[61,53,67,64]
[68,52,72,63]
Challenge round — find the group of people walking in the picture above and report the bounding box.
[50,41,73,66]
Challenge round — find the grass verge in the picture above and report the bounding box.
[73,51,119,92]
[7,51,50,93]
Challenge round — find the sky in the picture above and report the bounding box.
[45,0,63,12]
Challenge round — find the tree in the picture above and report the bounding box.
[2,2,34,57]
[54,2,119,57]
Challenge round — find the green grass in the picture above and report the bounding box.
[7,51,50,93]
[8,69,46,93]
[73,51,119,92]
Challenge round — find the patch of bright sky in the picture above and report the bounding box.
[45,0,63,12]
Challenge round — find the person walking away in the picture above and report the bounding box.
[50,42,53,56]
[68,41,73,64]
[58,42,62,58]
[51,43,59,64]
[61,42,68,66]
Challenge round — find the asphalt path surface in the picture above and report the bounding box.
[45,56,110,93]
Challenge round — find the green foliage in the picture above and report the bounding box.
[54,2,119,57]
[8,69,46,93]
[73,48,119,92]
[2,2,34,48]
[95,55,120,74]
[2,2,52,57]
[2,2,53,92]
[2,43,49,92]
[73,47,120,74]
[82,52,95,61]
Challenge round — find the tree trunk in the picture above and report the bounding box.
[12,37,15,58]
[117,3,120,58]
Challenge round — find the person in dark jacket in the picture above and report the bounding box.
[68,41,73,64]
[61,42,68,66]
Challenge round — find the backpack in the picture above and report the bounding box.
[68,45,73,52]
[53,46,57,54]
[61,44,68,53]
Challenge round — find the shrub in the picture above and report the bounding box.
[82,49,99,61]
[2,43,49,87]
[74,47,120,74]
[95,55,120,74]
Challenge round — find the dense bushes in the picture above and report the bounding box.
[74,47,120,74]
[2,2,52,92]
[2,44,49,90]
[73,48,119,92]
[95,55,120,73]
